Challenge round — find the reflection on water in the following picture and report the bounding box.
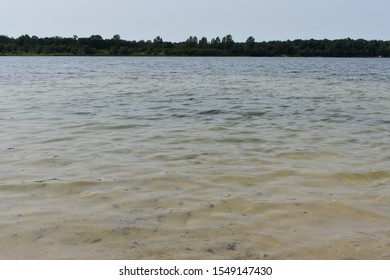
[1,57,390,259]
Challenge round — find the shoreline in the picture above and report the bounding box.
[0,54,388,58]
[1,35,389,57]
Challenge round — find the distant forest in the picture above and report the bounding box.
[1,34,389,57]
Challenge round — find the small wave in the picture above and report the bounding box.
[241,111,267,118]
[321,114,354,123]
[100,124,144,130]
[73,111,94,115]
[216,137,265,144]
[333,170,390,184]
[198,109,224,115]
[41,136,79,143]
[172,113,190,118]
[275,150,340,160]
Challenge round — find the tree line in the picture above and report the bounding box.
[1,34,389,57]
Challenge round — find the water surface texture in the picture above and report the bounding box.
[1,57,390,259]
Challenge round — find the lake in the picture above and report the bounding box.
[1,56,390,259]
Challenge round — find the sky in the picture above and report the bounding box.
[1,0,389,42]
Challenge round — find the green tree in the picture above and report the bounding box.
[87,35,104,50]
[199,37,208,47]
[118,46,130,55]
[185,36,198,48]
[211,37,221,45]
[220,35,234,52]
[222,34,233,44]
[153,36,163,44]
[112,34,121,41]
[246,36,255,48]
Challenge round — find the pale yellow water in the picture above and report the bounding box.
[1,57,389,259]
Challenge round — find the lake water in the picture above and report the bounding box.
[1,56,390,259]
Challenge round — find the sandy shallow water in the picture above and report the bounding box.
[1,57,390,259]
[1,169,390,259]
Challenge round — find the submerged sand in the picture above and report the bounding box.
[1,170,389,260]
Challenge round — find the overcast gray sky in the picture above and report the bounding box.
[1,0,389,42]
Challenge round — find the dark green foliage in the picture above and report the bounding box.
[0,34,389,57]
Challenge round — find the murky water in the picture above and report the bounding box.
[1,57,390,259]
